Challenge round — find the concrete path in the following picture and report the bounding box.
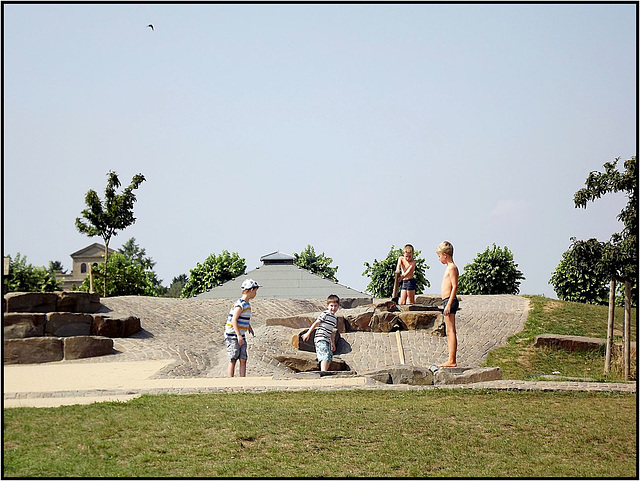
[3,295,636,408]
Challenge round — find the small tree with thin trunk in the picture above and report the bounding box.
[75,171,146,296]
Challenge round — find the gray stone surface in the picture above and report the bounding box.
[6,295,634,403]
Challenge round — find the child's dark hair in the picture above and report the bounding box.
[327,294,340,305]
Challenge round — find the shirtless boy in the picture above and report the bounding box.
[436,241,459,367]
[396,244,417,305]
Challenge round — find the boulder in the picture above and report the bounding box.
[4,292,58,313]
[397,311,442,330]
[414,295,443,307]
[363,365,433,385]
[3,313,46,338]
[369,312,405,332]
[274,352,349,372]
[533,334,606,352]
[64,336,114,360]
[92,315,141,337]
[292,330,343,353]
[433,366,502,385]
[267,312,347,332]
[56,291,101,313]
[45,313,93,337]
[3,337,64,364]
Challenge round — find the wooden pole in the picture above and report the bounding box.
[623,280,631,380]
[395,330,405,365]
[604,279,615,374]
[89,264,94,294]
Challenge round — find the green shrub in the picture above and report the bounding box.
[458,244,525,295]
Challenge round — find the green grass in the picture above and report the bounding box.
[3,390,636,478]
[485,295,637,382]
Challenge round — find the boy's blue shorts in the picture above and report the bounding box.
[402,278,417,291]
[315,340,333,363]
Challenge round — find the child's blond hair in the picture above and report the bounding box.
[437,241,454,257]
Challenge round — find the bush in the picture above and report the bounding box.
[181,251,246,298]
[4,254,60,293]
[458,244,525,295]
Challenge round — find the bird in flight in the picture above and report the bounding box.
[147,24,154,31]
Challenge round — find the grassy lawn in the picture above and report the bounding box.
[3,390,636,478]
[485,295,637,382]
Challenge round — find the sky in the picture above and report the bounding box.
[2,3,637,297]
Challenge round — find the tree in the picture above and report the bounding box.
[458,244,525,295]
[165,274,188,298]
[293,245,338,282]
[4,253,61,292]
[181,251,246,298]
[78,252,157,297]
[118,237,165,295]
[75,171,146,296]
[362,246,430,298]
[549,238,610,305]
[573,156,637,304]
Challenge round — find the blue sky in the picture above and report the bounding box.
[3,3,636,297]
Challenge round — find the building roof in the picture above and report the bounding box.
[70,243,115,258]
[260,251,295,264]
[196,252,371,301]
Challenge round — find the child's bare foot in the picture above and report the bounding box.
[438,361,457,367]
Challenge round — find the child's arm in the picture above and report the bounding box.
[444,265,459,315]
[302,319,320,342]
[230,306,244,345]
[330,329,337,352]
[401,260,416,279]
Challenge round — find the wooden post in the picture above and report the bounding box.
[604,279,615,374]
[623,280,631,380]
[89,263,94,294]
[395,330,405,365]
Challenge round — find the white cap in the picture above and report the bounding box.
[241,279,262,290]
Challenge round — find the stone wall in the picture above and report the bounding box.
[3,291,141,364]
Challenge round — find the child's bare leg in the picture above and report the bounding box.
[228,360,236,377]
[320,360,331,371]
[239,359,247,377]
[399,289,408,305]
[407,290,415,304]
[439,313,457,367]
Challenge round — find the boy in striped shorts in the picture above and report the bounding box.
[302,294,340,371]
[225,279,260,377]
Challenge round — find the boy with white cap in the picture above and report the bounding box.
[225,278,260,377]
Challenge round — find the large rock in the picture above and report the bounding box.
[91,315,141,337]
[414,295,443,307]
[533,334,606,352]
[56,291,101,313]
[292,330,343,353]
[64,336,114,360]
[3,337,64,364]
[3,313,46,338]
[369,312,405,332]
[397,311,442,330]
[267,312,347,332]
[363,365,434,385]
[433,366,502,385]
[45,313,93,336]
[274,352,349,372]
[4,292,58,313]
